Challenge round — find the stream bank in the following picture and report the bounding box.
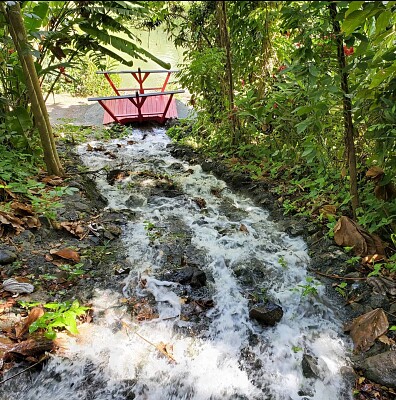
[0,124,394,399]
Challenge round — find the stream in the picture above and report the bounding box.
[2,128,352,400]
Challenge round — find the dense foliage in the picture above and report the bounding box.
[150,1,395,249]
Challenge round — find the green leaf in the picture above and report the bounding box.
[45,330,57,340]
[345,1,364,18]
[293,106,313,116]
[9,107,32,134]
[62,311,79,335]
[29,321,40,333]
[342,9,372,35]
[389,326,396,331]
[24,2,49,32]
[369,64,396,89]
[295,118,312,134]
[375,10,392,35]
[79,25,171,70]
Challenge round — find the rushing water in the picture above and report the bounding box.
[1,128,352,400]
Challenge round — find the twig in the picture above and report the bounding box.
[312,270,367,281]
[384,310,396,319]
[0,354,49,385]
[122,321,176,363]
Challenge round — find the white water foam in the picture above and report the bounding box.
[0,128,352,400]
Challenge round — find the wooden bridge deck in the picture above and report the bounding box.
[88,69,183,125]
[102,94,178,125]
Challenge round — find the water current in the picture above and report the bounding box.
[2,128,352,400]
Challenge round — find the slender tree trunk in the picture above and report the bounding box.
[217,0,238,143]
[329,2,359,218]
[4,2,64,176]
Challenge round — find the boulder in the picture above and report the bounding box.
[165,267,206,288]
[0,249,17,265]
[249,301,283,326]
[361,351,396,389]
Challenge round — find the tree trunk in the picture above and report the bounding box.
[329,2,359,218]
[4,2,64,176]
[217,0,238,143]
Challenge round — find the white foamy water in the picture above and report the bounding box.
[1,128,352,400]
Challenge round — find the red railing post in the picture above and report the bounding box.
[161,72,171,92]
[98,100,120,123]
[104,73,120,96]
[160,93,174,123]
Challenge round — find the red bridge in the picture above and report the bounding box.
[88,69,184,125]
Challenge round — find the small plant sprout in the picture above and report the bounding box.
[294,277,321,297]
[335,281,348,298]
[29,300,90,339]
[292,345,303,353]
[278,255,288,269]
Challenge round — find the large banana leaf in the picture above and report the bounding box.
[79,25,171,69]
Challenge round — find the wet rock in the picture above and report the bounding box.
[0,249,17,265]
[360,351,396,389]
[164,267,206,288]
[367,293,389,309]
[249,301,283,326]
[302,354,320,379]
[125,194,146,208]
[72,202,91,212]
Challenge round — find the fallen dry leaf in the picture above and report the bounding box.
[239,224,249,234]
[377,335,395,346]
[0,211,25,237]
[193,197,206,209]
[23,215,41,229]
[156,341,176,362]
[320,204,337,218]
[50,248,81,263]
[10,202,34,216]
[15,307,44,339]
[344,308,389,352]
[41,175,63,186]
[0,180,16,201]
[60,221,86,239]
[334,216,384,257]
[366,166,384,181]
[5,337,53,361]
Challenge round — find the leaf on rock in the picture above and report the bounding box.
[50,248,81,263]
[60,221,86,239]
[15,307,44,339]
[334,216,384,257]
[344,308,389,352]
